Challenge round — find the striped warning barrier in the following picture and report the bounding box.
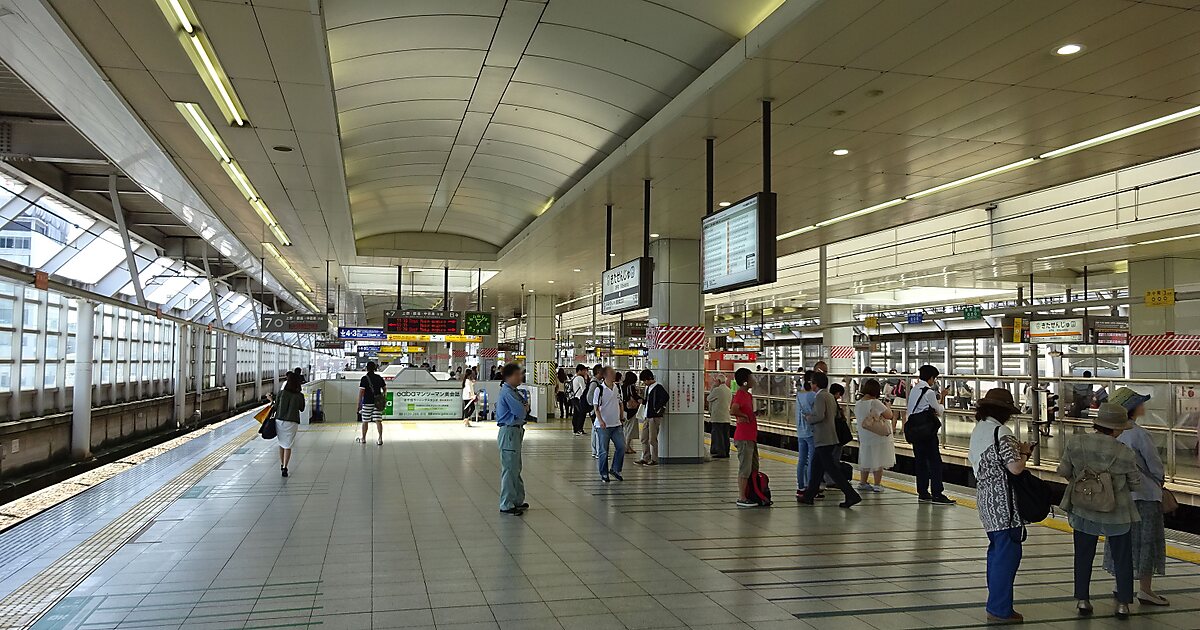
[478,347,498,358]
[827,345,855,359]
[1130,334,1200,356]
[647,325,705,350]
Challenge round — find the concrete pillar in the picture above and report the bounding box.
[174,323,188,427]
[479,333,498,377]
[525,293,556,419]
[273,341,281,394]
[1129,257,1200,379]
[648,239,704,464]
[225,333,238,411]
[193,327,205,423]
[818,245,853,375]
[254,338,264,399]
[71,300,95,460]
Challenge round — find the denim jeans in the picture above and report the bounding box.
[1075,530,1133,603]
[497,426,525,510]
[986,528,1023,617]
[911,435,945,497]
[597,425,626,477]
[796,435,814,490]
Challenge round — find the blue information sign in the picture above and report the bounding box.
[906,313,925,325]
[338,327,386,341]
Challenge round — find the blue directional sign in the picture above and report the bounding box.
[906,313,925,325]
[338,326,386,341]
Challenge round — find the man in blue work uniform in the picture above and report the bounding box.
[496,362,529,515]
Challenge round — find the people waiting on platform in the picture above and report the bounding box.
[592,367,625,483]
[621,371,641,455]
[794,370,816,499]
[461,368,477,427]
[799,371,860,508]
[907,365,955,506]
[1105,387,1170,607]
[854,378,894,492]
[570,364,589,436]
[588,363,604,458]
[555,367,571,420]
[1058,403,1141,619]
[731,368,760,508]
[707,374,732,459]
[357,361,386,446]
[496,362,529,515]
[637,369,667,466]
[968,388,1030,625]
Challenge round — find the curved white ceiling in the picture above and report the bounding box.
[324,0,773,247]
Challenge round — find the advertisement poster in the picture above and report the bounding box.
[385,389,461,420]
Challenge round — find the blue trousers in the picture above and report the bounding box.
[1075,530,1133,603]
[796,435,814,490]
[986,528,1023,617]
[497,426,525,510]
[598,425,626,477]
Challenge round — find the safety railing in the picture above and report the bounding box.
[707,371,1200,486]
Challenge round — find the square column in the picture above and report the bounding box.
[648,239,705,464]
[818,244,854,374]
[525,293,556,419]
[1130,257,1200,381]
[479,334,498,377]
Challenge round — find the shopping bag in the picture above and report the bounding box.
[254,404,273,424]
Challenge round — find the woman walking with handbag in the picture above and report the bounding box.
[968,389,1031,624]
[1103,387,1171,607]
[1058,403,1142,619]
[275,371,305,478]
[621,371,641,455]
[854,378,894,492]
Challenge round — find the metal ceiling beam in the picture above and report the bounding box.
[110,174,146,306]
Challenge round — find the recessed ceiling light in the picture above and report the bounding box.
[547,280,555,284]
[831,148,850,156]
[272,145,294,152]
[1054,43,1083,56]
[528,289,535,293]
[718,201,731,207]
[609,253,616,257]
[650,233,660,238]
[572,268,581,272]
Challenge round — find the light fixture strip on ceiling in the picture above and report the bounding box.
[176,102,291,247]
[155,0,248,126]
[778,104,1200,242]
[1036,232,1200,261]
[263,242,312,293]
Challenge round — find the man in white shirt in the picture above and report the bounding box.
[906,365,955,505]
[592,366,625,482]
[570,364,588,435]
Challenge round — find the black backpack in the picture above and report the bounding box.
[578,379,598,413]
[994,427,1052,527]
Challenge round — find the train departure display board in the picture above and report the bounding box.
[601,257,652,315]
[701,192,776,293]
[385,309,460,334]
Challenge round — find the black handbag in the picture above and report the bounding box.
[903,388,940,443]
[835,408,853,446]
[994,427,1051,527]
[259,413,278,440]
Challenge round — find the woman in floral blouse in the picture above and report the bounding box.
[968,388,1031,625]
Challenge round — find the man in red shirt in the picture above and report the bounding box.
[731,368,760,508]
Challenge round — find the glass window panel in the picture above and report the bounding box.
[119,257,170,297]
[46,305,60,331]
[21,333,38,360]
[55,229,129,285]
[0,333,10,360]
[0,195,95,268]
[0,299,12,326]
[44,363,57,387]
[22,302,38,329]
[102,339,112,360]
[67,306,77,333]
[64,363,74,384]
[46,335,59,358]
[66,336,76,360]
[0,364,9,390]
[20,363,35,390]
[100,363,111,384]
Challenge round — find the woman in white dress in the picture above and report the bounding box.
[854,378,894,492]
[462,368,478,427]
[275,371,305,477]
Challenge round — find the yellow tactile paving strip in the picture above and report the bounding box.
[0,425,259,630]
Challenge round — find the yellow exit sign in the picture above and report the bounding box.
[1145,289,1175,307]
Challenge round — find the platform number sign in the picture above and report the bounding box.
[1145,288,1175,307]
[906,313,924,325]
[962,305,983,320]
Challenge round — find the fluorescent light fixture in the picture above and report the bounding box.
[296,293,318,312]
[907,158,1038,199]
[1040,104,1200,160]
[1054,43,1083,55]
[156,0,248,126]
[831,148,850,156]
[1139,233,1200,246]
[1036,244,1130,261]
[175,102,230,162]
[268,222,292,247]
[220,161,258,200]
[816,198,906,228]
[249,197,275,227]
[166,0,194,33]
[263,242,312,292]
[776,224,817,241]
[187,34,244,126]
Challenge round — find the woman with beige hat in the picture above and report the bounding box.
[1103,387,1169,607]
[968,388,1032,625]
[1057,402,1142,619]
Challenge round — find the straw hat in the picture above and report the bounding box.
[1094,403,1134,431]
[976,388,1021,416]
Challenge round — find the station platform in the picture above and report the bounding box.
[2,413,1200,630]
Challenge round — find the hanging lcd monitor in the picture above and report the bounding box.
[701,192,777,293]
[601,256,653,315]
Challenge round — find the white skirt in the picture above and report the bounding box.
[276,420,299,449]
[857,431,895,471]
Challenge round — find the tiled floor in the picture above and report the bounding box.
[5,418,1200,629]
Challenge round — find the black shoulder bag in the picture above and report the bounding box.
[993,426,1051,530]
[902,388,939,444]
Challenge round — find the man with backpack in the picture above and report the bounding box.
[636,369,668,466]
[906,365,955,505]
[570,364,589,435]
[587,364,604,458]
[357,361,386,445]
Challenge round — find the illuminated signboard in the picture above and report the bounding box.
[1029,318,1084,343]
[385,309,460,334]
[601,257,652,314]
[384,389,461,420]
[261,314,327,333]
[338,326,386,341]
[701,192,777,294]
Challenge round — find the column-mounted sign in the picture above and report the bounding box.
[1029,318,1084,343]
[261,314,328,333]
[601,257,652,314]
[385,309,460,334]
[620,320,648,338]
[338,326,386,341]
[314,339,345,349]
[962,305,983,320]
[1090,318,1130,345]
[1144,288,1175,307]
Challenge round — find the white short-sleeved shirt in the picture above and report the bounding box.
[592,382,622,428]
